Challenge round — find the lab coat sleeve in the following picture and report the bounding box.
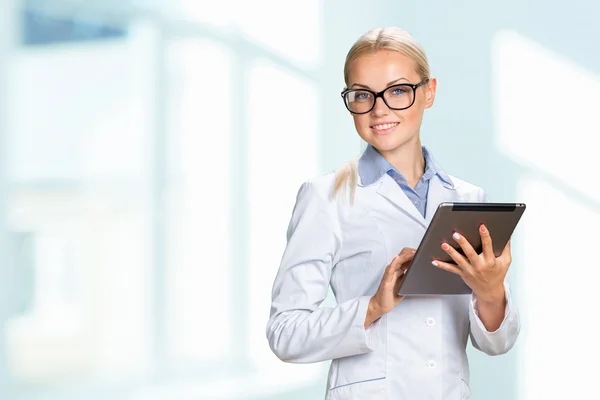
[469,280,520,355]
[266,181,381,364]
[468,187,520,355]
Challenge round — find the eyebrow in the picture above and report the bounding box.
[350,77,409,90]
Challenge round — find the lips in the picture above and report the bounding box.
[371,122,399,130]
[370,122,399,134]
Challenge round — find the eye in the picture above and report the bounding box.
[390,87,407,96]
[354,91,372,101]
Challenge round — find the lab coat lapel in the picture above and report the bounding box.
[376,175,427,229]
[425,175,457,223]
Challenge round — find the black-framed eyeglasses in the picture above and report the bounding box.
[341,79,429,114]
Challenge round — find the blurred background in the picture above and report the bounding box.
[1,0,599,399]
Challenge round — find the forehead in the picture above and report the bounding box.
[347,50,419,89]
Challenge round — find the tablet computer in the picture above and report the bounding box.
[398,202,526,296]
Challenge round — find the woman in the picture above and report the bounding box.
[266,27,519,400]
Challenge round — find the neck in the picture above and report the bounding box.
[379,138,425,187]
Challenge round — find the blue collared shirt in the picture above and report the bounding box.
[358,144,453,218]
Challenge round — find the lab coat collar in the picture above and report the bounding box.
[375,173,457,229]
[357,144,455,190]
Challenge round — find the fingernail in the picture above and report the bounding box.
[412,250,416,253]
[452,232,461,240]
[431,261,439,267]
[441,243,450,251]
[480,224,487,233]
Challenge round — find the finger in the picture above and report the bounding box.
[393,259,412,295]
[500,238,512,262]
[385,254,408,283]
[399,247,417,254]
[396,250,416,265]
[386,250,415,279]
[431,259,464,277]
[385,254,401,276]
[393,272,408,301]
[479,224,494,262]
[395,252,415,278]
[451,231,479,263]
[398,248,417,259]
[393,276,406,302]
[440,242,470,271]
[394,266,407,286]
[502,239,511,255]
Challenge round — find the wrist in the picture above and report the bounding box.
[475,286,505,306]
[368,296,381,315]
[365,297,383,327]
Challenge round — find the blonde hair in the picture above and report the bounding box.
[332,27,431,203]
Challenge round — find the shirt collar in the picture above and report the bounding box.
[357,144,454,188]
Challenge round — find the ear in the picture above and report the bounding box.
[423,77,437,109]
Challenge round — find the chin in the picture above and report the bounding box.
[363,128,420,152]
[366,136,409,153]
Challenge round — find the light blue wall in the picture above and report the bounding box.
[2,1,600,399]
[0,1,16,399]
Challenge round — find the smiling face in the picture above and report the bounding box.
[345,49,436,157]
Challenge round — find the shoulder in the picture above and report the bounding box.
[447,175,488,202]
[293,160,358,205]
[295,171,339,203]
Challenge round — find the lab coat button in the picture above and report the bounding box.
[426,317,435,326]
[428,360,437,368]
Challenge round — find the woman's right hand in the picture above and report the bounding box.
[364,248,416,328]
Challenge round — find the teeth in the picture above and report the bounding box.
[373,123,398,130]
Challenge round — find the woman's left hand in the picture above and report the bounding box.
[433,224,510,302]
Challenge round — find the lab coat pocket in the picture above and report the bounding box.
[461,379,471,399]
[327,327,387,400]
[327,376,386,400]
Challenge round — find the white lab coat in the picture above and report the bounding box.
[266,170,520,400]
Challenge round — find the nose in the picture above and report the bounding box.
[371,96,390,117]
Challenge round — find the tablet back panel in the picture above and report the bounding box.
[398,202,526,295]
